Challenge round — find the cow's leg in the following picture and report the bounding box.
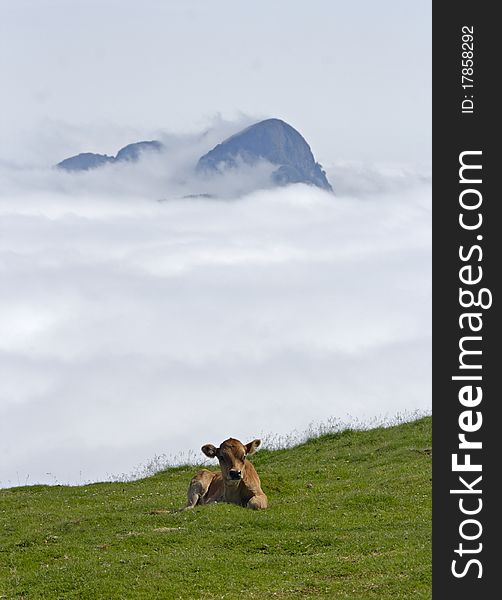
[186,469,215,509]
[246,494,268,510]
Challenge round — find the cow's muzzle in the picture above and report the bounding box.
[229,469,242,480]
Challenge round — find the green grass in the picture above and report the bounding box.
[0,417,431,599]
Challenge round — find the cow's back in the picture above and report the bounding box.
[187,469,224,508]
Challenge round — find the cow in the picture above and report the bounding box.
[186,438,268,510]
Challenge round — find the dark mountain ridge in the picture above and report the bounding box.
[57,141,163,171]
[56,119,332,192]
[197,118,332,191]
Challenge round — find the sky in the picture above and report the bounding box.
[0,1,431,487]
[0,0,431,167]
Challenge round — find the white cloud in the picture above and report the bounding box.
[0,145,431,488]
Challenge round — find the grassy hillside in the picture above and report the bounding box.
[0,417,431,599]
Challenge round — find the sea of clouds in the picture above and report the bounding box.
[0,122,431,487]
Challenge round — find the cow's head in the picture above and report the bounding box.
[201,438,261,483]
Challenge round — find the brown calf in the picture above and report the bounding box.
[186,438,268,510]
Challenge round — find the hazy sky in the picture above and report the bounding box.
[0,0,431,166]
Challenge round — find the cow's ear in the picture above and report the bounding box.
[245,439,261,456]
[201,444,218,458]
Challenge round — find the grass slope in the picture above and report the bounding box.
[0,417,431,599]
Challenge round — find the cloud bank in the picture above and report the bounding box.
[0,128,431,487]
